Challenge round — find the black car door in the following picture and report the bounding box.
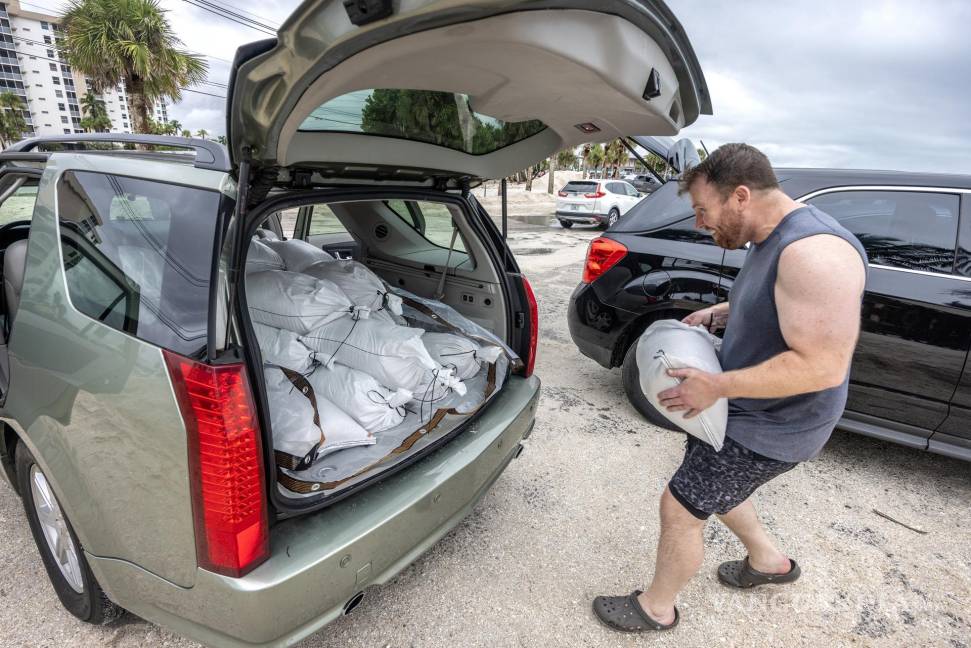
[928,193,971,459]
[801,187,970,434]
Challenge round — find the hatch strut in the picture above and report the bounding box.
[622,137,665,184]
[501,178,508,239]
[223,151,252,352]
[434,226,460,300]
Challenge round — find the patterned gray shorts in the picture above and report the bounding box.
[668,435,798,520]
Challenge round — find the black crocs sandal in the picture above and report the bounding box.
[592,590,679,633]
[717,556,801,589]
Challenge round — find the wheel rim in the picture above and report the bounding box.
[609,212,619,226]
[30,465,84,593]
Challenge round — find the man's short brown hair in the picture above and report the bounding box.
[678,143,779,198]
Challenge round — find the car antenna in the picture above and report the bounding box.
[700,139,710,156]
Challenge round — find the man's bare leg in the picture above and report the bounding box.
[717,499,791,573]
[635,486,707,624]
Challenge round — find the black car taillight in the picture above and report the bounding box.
[164,351,270,578]
[582,237,628,283]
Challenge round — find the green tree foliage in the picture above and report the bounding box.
[79,91,112,132]
[195,128,208,140]
[557,148,578,169]
[586,143,605,175]
[604,138,627,178]
[360,89,543,154]
[62,0,207,135]
[0,92,28,148]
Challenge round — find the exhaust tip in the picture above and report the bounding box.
[343,591,365,616]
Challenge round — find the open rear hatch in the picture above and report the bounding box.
[227,0,711,187]
[222,0,711,513]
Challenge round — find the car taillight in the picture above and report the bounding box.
[557,191,568,197]
[521,275,539,377]
[164,351,269,578]
[582,237,628,283]
[584,185,606,199]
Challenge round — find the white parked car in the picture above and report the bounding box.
[556,179,644,229]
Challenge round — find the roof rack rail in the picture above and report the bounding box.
[4,134,231,172]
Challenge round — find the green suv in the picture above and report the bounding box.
[0,0,710,645]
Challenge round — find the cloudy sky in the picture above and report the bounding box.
[29,0,970,174]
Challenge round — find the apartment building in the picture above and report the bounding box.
[0,0,170,138]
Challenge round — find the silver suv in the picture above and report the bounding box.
[0,0,710,645]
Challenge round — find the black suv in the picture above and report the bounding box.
[567,168,971,461]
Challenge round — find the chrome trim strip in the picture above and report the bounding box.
[797,185,971,201]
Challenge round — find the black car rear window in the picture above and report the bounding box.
[609,180,693,232]
[562,181,598,193]
[57,171,230,355]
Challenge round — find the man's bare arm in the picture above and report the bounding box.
[716,234,865,399]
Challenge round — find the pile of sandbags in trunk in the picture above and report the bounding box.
[246,236,505,471]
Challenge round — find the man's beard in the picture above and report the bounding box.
[712,208,746,249]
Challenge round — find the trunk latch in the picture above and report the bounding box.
[343,0,393,26]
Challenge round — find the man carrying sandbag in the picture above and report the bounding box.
[593,143,867,632]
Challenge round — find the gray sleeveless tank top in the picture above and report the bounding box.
[719,204,868,462]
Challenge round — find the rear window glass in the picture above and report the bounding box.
[57,171,229,355]
[562,181,598,193]
[299,89,546,155]
[610,180,693,232]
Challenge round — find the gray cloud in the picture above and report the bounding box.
[670,0,971,173]
[164,0,970,175]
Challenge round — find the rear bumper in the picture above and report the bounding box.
[567,282,626,368]
[555,210,606,224]
[87,375,541,648]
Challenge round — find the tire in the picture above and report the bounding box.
[603,208,620,230]
[558,219,574,229]
[15,440,124,625]
[621,341,683,433]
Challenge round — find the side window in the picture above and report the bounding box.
[408,201,466,252]
[57,171,229,355]
[807,190,959,274]
[0,176,39,226]
[625,183,640,197]
[606,182,623,194]
[383,199,466,252]
[308,204,350,236]
[277,208,298,238]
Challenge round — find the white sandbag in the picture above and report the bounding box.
[247,270,360,334]
[635,319,727,450]
[265,366,375,464]
[264,238,334,272]
[305,363,411,433]
[412,366,467,413]
[300,316,466,398]
[264,366,323,466]
[422,332,502,381]
[247,239,286,273]
[302,260,403,322]
[252,322,315,373]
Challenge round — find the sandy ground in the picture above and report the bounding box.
[2,221,970,648]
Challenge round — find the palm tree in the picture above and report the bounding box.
[586,143,604,178]
[604,139,626,178]
[79,91,112,132]
[168,119,182,134]
[216,135,227,145]
[62,0,207,135]
[0,92,28,148]
[195,128,208,140]
[180,128,192,138]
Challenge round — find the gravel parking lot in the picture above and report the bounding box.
[2,221,970,648]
